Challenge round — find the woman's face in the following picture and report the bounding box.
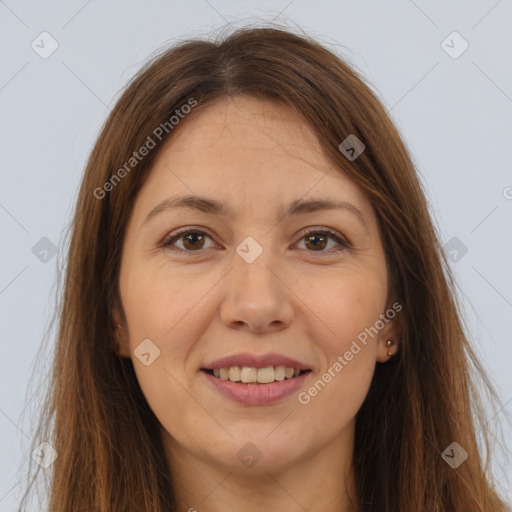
[115,96,399,476]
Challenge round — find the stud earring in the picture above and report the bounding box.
[386,339,394,357]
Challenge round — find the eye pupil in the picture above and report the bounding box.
[183,233,205,250]
[305,234,327,251]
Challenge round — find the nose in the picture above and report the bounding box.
[219,244,295,334]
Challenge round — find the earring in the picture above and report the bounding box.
[386,339,394,357]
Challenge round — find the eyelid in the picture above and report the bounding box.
[160,226,219,251]
[294,226,351,249]
[160,225,351,253]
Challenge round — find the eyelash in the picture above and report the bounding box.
[159,227,350,255]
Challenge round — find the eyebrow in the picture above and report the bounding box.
[142,194,368,230]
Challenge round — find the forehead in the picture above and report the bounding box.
[157,96,330,177]
[168,95,322,152]
[133,96,374,224]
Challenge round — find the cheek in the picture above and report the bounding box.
[120,258,217,341]
[296,290,382,434]
[296,268,386,405]
[296,353,374,448]
[119,260,221,409]
[304,265,388,348]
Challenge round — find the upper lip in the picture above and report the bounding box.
[203,352,311,371]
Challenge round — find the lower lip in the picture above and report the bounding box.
[201,370,311,405]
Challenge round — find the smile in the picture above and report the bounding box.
[204,365,311,384]
[200,367,312,405]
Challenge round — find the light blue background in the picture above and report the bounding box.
[1,1,511,509]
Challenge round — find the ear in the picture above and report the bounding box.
[375,300,403,363]
[111,304,131,359]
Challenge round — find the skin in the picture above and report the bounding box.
[114,96,400,512]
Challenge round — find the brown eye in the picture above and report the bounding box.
[304,233,328,251]
[181,232,206,250]
[297,229,349,253]
[161,227,349,255]
[161,229,215,252]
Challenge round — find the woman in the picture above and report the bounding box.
[20,26,510,511]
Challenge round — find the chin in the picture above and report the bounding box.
[205,429,308,474]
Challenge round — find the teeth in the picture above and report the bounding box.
[257,367,274,383]
[240,366,257,383]
[228,366,241,382]
[210,365,304,384]
[274,365,286,381]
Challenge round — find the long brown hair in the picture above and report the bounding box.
[19,24,510,511]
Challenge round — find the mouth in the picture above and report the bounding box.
[201,366,313,385]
